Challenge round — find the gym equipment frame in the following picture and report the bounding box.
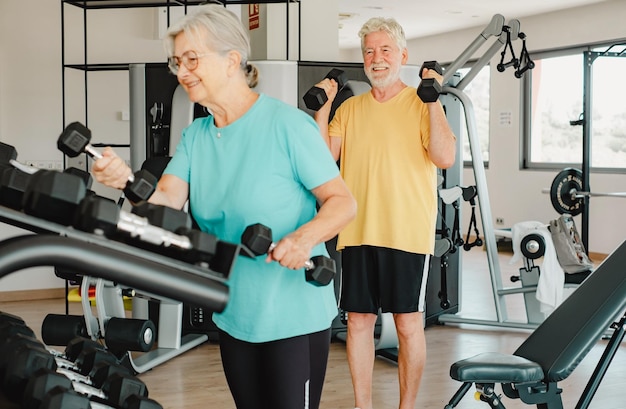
[444,239,626,409]
[434,15,545,330]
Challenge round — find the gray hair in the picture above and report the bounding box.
[358,17,407,52]
[164,5,258,88]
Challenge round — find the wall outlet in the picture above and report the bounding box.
[496,217,504,225]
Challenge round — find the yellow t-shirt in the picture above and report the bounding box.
[329,86,437,255]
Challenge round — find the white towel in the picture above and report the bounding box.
[510,221,565,314]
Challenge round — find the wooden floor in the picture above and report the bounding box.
[1,248,625,409]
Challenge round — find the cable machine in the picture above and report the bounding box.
[434,14,541,330]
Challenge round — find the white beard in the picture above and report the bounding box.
[365,63,401,88]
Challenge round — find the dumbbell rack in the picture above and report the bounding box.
[0,203,231,373]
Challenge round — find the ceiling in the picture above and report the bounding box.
[337,0,609,49]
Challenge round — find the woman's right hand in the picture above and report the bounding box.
[91,147,132,190]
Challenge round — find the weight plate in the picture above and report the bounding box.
[550,167,584,216]
[520,233,545,259]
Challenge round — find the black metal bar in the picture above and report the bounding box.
[285,0,289,60]
[83,0,89,127]
[581,51,593,251]
[0,235,229,312]
[297,0,301,61]
[575,312,626,409]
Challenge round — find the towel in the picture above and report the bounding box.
[510,221,565,315]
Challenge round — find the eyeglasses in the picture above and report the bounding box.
[167,50,209,74]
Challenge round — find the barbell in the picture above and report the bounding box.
[544,167,626,216]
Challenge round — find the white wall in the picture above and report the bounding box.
[0,1,169,292]
[0,1,624,293]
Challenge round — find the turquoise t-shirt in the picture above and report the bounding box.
[164,94,340,343]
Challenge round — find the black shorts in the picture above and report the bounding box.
[339,245,430,314]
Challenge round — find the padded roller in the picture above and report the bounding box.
[41,314,88,346]
[105,317,155,353]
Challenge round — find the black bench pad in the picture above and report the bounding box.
[450,352,544,384]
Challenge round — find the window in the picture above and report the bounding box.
[457,65,490,165]
[522,43,626,171]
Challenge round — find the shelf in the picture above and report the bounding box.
[64,63,136,71]
[62,0,297,9]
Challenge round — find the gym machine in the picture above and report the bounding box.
[423,14,546,330]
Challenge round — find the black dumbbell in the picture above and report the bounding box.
[57,121,157,203]
[303,68,348,111]
[0,142,37,210]
[131,201,192,233]
[38,381,163,409]
[21,169,87,226]
[0,310,26,326]
[416,60,443,103]
[0,321,40,379]
[240,223,336,286]
[64,166,95,192]
[1,331,115,383]
[0,316,120,382]
[0,141,18,163]
[1,333,129,403]
[24,367,159,409]
[75,194,218,266]
[0,166,34,210]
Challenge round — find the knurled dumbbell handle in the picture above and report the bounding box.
[117,211,192,249]
[84,144,103,160]
[58,372,108,400]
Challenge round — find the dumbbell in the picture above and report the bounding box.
[0,141,18,163]
[0,328,118,385]
[37,380,163,409]
[1,335,111,401]
[303,68,348,111]
[21,169,87,226]
[0,142,36,210]
[0,143,96,212]
[131,201,192,233]
[23,367,158,409]
[75,194,218,264]
[19,170,218,267]
[240,223,336,286]
[0,314,111,375]
[1,332,136,404]
[416,60,443,103]
[64,166,95,194]
[57,121,157,203]
[0,166,33,210]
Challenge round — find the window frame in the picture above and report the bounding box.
[521,39,626,174]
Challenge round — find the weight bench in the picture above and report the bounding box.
[444,239,626,409]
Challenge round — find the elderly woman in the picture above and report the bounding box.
[91,5,355,409]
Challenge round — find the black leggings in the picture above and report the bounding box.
[218,328,331,409]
